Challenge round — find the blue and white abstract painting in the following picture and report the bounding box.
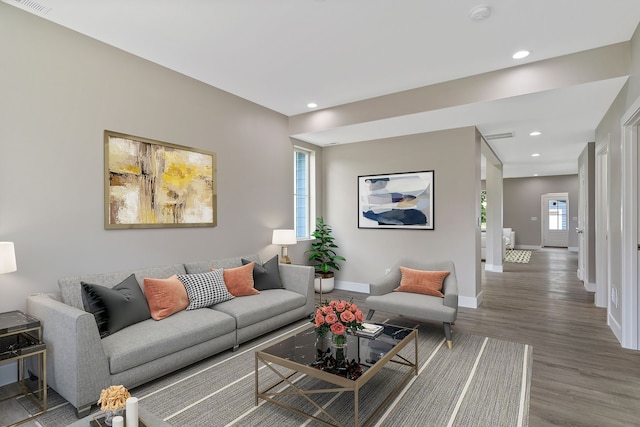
[358,170,434,229]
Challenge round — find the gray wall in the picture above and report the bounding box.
[503,175,579,248]
[594,22,640,328]
[321,127,482,307]
[0,4,299,313]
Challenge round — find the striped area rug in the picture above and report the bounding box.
[505,250,532,264]
[32,319,532,427]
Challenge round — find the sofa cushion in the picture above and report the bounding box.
[367,292,457,323]
[178,269,235,310]
[81,274,152,336]
[395,267,449,298]
[223,262,260,296]
[212,289,305,329]
[143,275,189,320]
[183,254,261,274]
[242,255,283,290]
[101,308,236,374]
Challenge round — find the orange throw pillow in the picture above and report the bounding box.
[222,262,260,297]
[394,267,450,298]
[143,275,189,320]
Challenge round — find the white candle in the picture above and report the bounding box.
[126,396,139,427]
[112,415,124,427]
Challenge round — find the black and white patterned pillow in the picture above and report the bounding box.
[177,269,234,310]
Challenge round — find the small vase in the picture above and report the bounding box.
[103,408,124,426]
[331,333,347,367]
[316,334,331,362]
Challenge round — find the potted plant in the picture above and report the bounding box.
[306,217,346,294]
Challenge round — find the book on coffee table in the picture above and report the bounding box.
[354,322,384,339]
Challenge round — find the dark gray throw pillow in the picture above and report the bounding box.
[81,274,151,337]
[242,255,283,290]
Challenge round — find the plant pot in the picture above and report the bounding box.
[314,276,334,293]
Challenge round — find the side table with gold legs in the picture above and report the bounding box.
[0,310,47,426]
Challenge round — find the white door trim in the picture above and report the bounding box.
[595,143,608,308]
[620,95,640,350]
[541,193,570,248]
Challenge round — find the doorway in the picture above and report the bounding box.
[595,144,608,308]
[541,193,569,248]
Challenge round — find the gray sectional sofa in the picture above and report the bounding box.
[26,254,315,417]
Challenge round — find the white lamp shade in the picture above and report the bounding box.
[0,242,17,274]
[272,229,297,245]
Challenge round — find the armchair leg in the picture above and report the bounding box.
[366,310,375,321]
[444,322,453,349]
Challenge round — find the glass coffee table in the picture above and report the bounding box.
[255,323,418,427]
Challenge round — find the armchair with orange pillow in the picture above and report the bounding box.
[365,258,459,348]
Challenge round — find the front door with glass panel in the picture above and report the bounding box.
[542,193,569,247]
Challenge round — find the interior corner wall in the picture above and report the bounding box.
[0,4,293,314]
[320,127,481,307]
[593,20,640,339]
[503,175,579,248]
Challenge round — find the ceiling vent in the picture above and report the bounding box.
[5,0,52,15]
[484,132,515,141]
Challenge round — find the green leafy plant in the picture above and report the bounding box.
[306,217,346,278]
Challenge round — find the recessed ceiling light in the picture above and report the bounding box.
[529,131,542,136]
[512,50,530,59]
[531,153,541,157]
[307,103,318,108]
[533,173,539,177]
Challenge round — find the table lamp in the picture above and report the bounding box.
[0,242,17,274]
[272,230,296,264]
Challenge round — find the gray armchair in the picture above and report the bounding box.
[365,258,459,348]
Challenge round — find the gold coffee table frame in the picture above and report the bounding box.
[255,326,418,427]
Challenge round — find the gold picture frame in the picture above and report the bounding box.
[104,130,216,229]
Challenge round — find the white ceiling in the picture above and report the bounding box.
[6,0,640,178]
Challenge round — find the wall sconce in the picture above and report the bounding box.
[272,230,297,264]
[0,242,17,274]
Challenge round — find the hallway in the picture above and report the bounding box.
[456,249,640,426]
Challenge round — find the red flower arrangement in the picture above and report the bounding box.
[314,299,365,340]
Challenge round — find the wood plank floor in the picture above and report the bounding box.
[2,249,638,426]
[320,249,640,427]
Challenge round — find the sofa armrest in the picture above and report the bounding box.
[369,268,401,296]
[278,264,315,315]
[442,272,459,311]
[26,293,111,412]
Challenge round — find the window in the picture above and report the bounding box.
[294,147,315,239]
[548,199,567,231]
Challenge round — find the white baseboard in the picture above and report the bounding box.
[568,246,579,252]
[0,362,16,387]
[608,312,623,345]
[334,281,369,294]
[459,292,482,309]
[484,264,503,272]
[516,245,541,250]
[584,281,596,292]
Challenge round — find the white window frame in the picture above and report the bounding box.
[294,146,316,240]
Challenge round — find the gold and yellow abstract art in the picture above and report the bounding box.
[105,131,216,228]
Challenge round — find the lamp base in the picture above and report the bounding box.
[279,246,292,264]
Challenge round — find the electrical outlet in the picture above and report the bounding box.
[385,268,391,275]
[531,216,538,221]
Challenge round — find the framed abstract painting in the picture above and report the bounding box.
[104,130,216,229]
[358,170,434,230]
